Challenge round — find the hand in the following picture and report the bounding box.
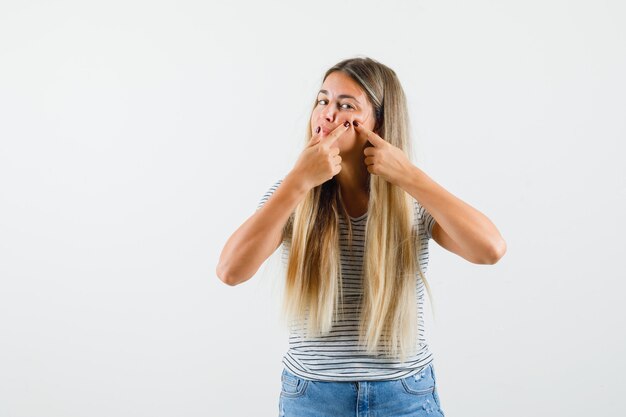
[354,123,413,188]
[289,121,352,191]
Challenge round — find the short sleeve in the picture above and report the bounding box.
[256,179,284,210]
[414,199,436,240]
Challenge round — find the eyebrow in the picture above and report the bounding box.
[318,89,361,103]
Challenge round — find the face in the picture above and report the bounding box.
[310,71,376,150]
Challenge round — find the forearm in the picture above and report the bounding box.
[217,172,308,285]
[400,164,505,262]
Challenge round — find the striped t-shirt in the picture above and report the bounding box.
[257,178,437,382]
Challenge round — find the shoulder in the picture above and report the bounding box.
[412,198,436,240]
[257,178,285,210]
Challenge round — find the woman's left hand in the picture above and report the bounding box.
[355,123,414,188]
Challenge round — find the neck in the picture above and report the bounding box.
[335,147,370,196]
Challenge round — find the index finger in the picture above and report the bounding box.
[320,121,351,146]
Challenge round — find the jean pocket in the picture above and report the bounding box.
[280,368,309,398]
[400,364,435,396]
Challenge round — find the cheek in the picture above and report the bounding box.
[311,107,323,121]
[355,108,372,124]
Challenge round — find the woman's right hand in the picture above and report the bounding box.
[289,122,352,191]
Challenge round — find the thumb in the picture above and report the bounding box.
[307,136,321,148]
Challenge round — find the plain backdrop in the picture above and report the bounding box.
[1,0,624,416]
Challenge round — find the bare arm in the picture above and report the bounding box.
[217,122,350,285]
[402,165,506,264]
[216,172,308,286]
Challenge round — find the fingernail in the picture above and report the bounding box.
[315,126,320,134]
[353,121,359,127]
[343,121,350,128]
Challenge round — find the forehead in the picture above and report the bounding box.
[320,71,365,97]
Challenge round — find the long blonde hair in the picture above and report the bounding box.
[280,57,433,363]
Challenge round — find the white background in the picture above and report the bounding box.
[1,1,624,416]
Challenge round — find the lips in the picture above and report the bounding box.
[318,124,337,135]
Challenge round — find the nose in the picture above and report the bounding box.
[319,104,337,123]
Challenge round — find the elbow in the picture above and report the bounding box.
[216,262,240,287]
[486,239,507,265]
[216,260,253,286]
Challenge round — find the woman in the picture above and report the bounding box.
[217,57,506,416]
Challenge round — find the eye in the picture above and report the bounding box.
[317,99,354,110]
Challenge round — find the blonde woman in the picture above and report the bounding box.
[217,57,506,416]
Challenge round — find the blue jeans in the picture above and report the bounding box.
[278,362,445,417]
